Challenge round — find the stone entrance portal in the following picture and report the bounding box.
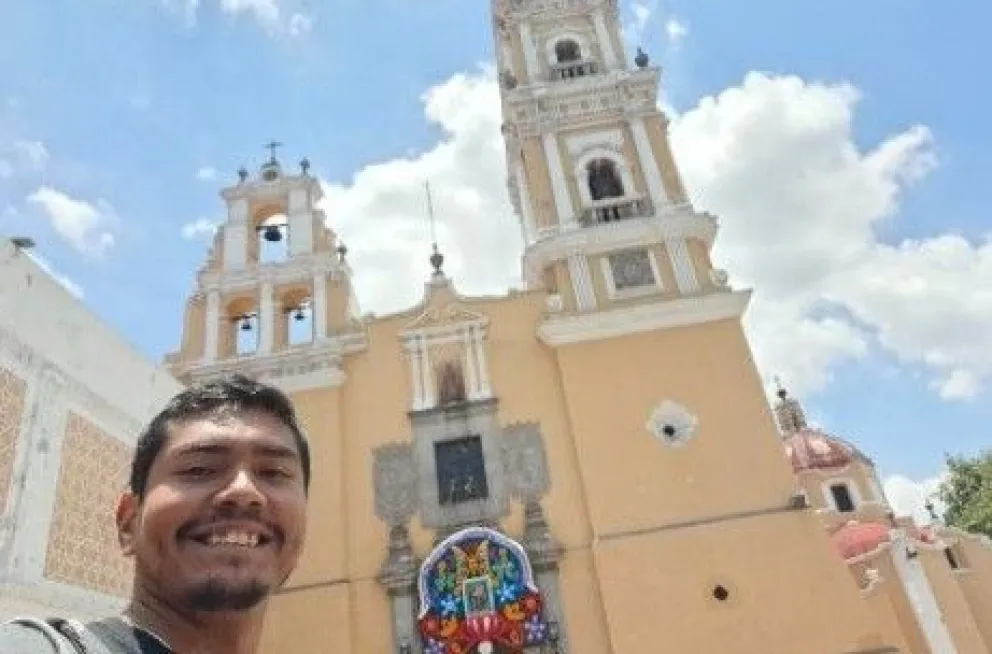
[417,527,553,654]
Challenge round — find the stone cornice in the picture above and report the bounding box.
[537,290,751,346]
[220,173,322,204]
[172,332,367,392]
[494,0,617,23]
[197,253,347,295]
[523,205,716,280]
[502,68,661,139]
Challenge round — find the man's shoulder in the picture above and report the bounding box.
[0,617,76,653]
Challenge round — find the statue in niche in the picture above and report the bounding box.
[437,360,467,406]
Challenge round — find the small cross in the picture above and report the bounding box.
[264,140,283,163]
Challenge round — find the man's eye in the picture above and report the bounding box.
[182,466,214,477]
[260,468,292,480]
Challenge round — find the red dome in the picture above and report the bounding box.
[832,521,891,560]
[782,429,856,473]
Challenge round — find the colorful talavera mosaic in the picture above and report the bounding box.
[417,527,549,654]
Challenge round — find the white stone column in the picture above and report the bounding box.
[224,199,249,270]
[593,11,620,70]
[890,530,958,654]
[463,328,480,399]
[542,132,575,227]
[6,366,68,583]
[568,255,597,310]
[419,335,434,408]
[409,342,424,411]
[515,163,538,244]
[472,326,492,398]
[519,21,540,83]
[259,283,275,354]
[204,290,221,361]
[313,274,328,340]
[630,116,669,209]
[666,239,699,294]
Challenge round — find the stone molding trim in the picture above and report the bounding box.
[494,0,617,24]
[537,290,751,346]
[174,333,365,392]
[196,251,348,295]
[523,206,717,285]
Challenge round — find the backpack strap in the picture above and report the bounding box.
[5,617,94,654]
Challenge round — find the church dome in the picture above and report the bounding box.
[831,521,891,559]
[774,388,870,473]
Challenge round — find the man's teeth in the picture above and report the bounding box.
[205,532,261,547]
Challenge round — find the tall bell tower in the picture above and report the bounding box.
[495,0,741,332]
[491,3,907,653]
[167,146,366,391]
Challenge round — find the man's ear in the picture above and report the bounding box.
[116,491,139,557]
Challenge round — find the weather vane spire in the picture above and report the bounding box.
[425,181,444,277]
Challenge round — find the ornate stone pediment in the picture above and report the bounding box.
[402,302,488,336]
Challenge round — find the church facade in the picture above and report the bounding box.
[1,0,990,651]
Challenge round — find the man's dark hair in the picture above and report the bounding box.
[129,375,311,497]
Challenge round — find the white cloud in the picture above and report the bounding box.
[181,218,219,240]
[665,17,689,47]
[0,139,49,179]
[26,187,116,257]
[884,473,946,525]
[320,68,992,400]
[196,166,217,181]
[160,0,310,36]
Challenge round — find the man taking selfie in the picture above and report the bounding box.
[0,375,310,654]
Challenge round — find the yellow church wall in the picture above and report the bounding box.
[644,115,689,204]
[328,278,351,331]
[956,538,992,650]
[262,585,354,654]
[592,511,896,653]
[847,557,914,654]
[554,319,797,536]
[919,550,989,653]
[556,548,612,654]
[179,296,205,362]
[282,387,349,586]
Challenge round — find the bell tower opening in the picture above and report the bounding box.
[587,158,625,201]
[228,297,260,357]
[286,298,314,346]
[554,39,581,63]
[257,213,289,264]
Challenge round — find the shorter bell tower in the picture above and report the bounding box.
[167,145,366,391]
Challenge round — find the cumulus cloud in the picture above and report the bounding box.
[160,0,310,36]
[0,139,49,179]
[884,473,946,525]
[665,18,689,48]
[319,67,991,400]
[181,218,219,240]
[26,187,116,257]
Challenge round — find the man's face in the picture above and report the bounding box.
[117,410,308,613]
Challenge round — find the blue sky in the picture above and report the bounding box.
[1,0,989,516]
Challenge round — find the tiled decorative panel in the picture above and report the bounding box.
[44,412,133,597]
[0,367,27,507]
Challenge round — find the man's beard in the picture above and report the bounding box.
[185,578,270,612]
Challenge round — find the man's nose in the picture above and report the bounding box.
[216,469,265,507]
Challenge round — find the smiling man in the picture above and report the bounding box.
[0,375,311,654]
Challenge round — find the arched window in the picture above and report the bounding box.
[587,158,625,201]
[258,213,289,264]
[436,360,467,406]
[829,483,856,513]
[234,312,259,356]
[286,299,313,345]
[554,39,582,63]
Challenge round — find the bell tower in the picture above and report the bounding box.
[167,145,365,391]
[495,0,744,337]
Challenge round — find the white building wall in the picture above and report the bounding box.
[0,237,182,617]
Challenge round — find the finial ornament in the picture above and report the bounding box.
[238,166,249,182]
[425,181,445,277]
[773,380,808,434]
[634,47,649,68]
[300,157,311,175]
[264,140,283,163]
[337,242,348,263]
